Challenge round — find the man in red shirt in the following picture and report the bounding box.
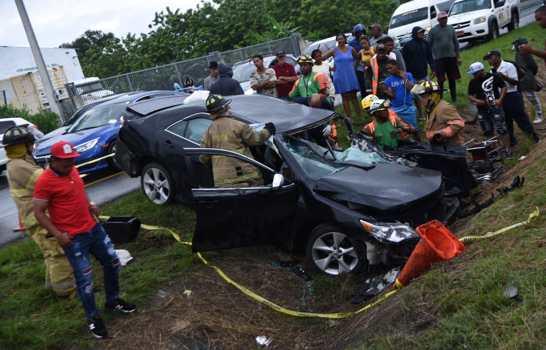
[33,141,135,339]
[272,51,298,98]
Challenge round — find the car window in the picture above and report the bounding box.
[450,0,490,15]
[430,6,437,18]
[69,102,128,132]
[0,120,16,134]
[390,7,429,29]
[437,1,452,12]
[166,120,188,138]
[185,118,212,143]
[199,154,272,188]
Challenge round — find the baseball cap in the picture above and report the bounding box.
[208,61,218,69]
[467,62,485,75]
[483,50,501,59]
[50,141,80,159]
[438,11,448,19]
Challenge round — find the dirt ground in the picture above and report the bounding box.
[98,71,546,350]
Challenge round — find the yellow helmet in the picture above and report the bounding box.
[361,94,379,111]
[411,80,441,96]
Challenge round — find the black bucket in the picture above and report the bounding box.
[103,216,141,244]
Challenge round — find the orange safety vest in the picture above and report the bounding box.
[370,55,379,95]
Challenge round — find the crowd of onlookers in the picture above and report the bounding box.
[199,7,545,151]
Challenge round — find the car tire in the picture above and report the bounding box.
[508,12,519,31]
[305,224,367,276]
[106,142,120,171]
[488,21,499,41]
[141,162,174,205]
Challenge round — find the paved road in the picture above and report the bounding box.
[0,172,139,247]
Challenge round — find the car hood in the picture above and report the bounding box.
[313,163,442,211]
[41,126,68,141]
[35,125,114,155]
[449,10,490,24]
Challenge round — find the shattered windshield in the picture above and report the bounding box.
[283,136,388,180]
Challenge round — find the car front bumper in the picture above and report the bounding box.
[452,21,489,41]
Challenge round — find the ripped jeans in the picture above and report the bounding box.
[63,224,120,320]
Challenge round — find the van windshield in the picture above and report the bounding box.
[450,0,490,15]
[390,7,428,29]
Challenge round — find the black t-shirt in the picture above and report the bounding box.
[468,73,506,112]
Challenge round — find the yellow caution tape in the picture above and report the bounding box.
[459,207,540,243]
[99,207,540,319]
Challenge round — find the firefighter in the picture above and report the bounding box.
[201,94,276,187]
[411,80,465,146]
[361,98,415,150]
[3,126,74,297]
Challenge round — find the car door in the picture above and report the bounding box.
[183,147,299,252]
[494,0,508,26]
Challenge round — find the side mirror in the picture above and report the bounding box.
[272,173,284,188]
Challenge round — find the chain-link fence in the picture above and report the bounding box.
[66,33,304,110]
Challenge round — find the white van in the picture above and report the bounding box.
[388,0,453,44]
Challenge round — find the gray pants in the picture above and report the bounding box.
[522,90,543,120]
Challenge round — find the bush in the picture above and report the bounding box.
[0,105,60,134]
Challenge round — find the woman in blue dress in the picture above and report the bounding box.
[323,33,362,119]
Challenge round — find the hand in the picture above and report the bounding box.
[56,232,72,247]
[89,202,101,219]
[264,122,276,135]
[495,99,503,108]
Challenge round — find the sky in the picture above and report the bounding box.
[1,0,201,48]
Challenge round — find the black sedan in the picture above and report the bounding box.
[116,95,444,275]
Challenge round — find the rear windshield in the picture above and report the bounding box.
[390,7,428,29]
[450,0,490,15]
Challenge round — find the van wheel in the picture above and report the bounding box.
[305,224,367,276]
[141,163,174,205]
[488,21,499,41]
[508,12,519,31]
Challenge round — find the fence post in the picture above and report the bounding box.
[126,74,133,91]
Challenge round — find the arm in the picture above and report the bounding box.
[468,94,486,106]
[235,82,244,95]
[33,199,71,246]
[427,104,465,141]
[288,78,301,98]
[322,48,335,61]
[200,130,212,164]
[519,44,546,60]
[315,73,329,95]
[250,73,262,91]
[452,28,460,60]
[262,70,277,89]
[351,47,360,60]
[496,86,507,107]
[498,72,518,86]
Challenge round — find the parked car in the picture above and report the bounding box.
[0,117,44,175]
[232,54,299,95]
[303,33,354,55]
[33,91,183,174]
[388,0,453,45]
[449,0,521,43]
[115,94,445,276]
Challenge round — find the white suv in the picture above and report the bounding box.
[449,0,520,42]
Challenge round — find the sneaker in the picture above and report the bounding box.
[106,298,136,314]
[88,317,108,339]
[533,117,543,124]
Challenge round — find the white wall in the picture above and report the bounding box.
[0,46,85,83]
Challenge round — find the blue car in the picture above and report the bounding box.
[34,91,183,174]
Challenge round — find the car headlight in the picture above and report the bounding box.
[474,17,486,24]
[74,138,99,153]
[360,220,418,244]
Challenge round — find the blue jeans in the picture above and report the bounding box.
[63,224,120,320]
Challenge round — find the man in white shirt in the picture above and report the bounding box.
[484,50,539,146]
[249,55,277,97]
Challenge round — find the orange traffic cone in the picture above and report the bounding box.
[395,220,464,288]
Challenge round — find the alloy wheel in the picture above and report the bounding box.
[311,231,360,275]
[142,167,171,205]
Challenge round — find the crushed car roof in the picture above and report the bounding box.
[128,94,335,134]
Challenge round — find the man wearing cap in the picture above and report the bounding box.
[3,126,74,297]
[349,23,367,96]
[484,50,539,146]
[201,94,276,187]
[369,23,383,48]
[272,51,298,98]
[467,62,507,138]
[289,55,333,109]
[204,61,220,90]
[428,11,460,102]
[402,26,434,81]
[518,5,546,65]
[33,141,136,339]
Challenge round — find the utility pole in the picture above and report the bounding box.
[15,0,64,123]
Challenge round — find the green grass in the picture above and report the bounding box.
[0,192,195,349]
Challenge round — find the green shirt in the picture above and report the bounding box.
[429,24,459,60]
[374,119,399,150]
[290,72,321,98]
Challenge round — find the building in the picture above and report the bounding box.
[0,46,84,113]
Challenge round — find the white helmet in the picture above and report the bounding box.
[369,99,390,114]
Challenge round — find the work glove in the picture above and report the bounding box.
[264,122,276,135]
